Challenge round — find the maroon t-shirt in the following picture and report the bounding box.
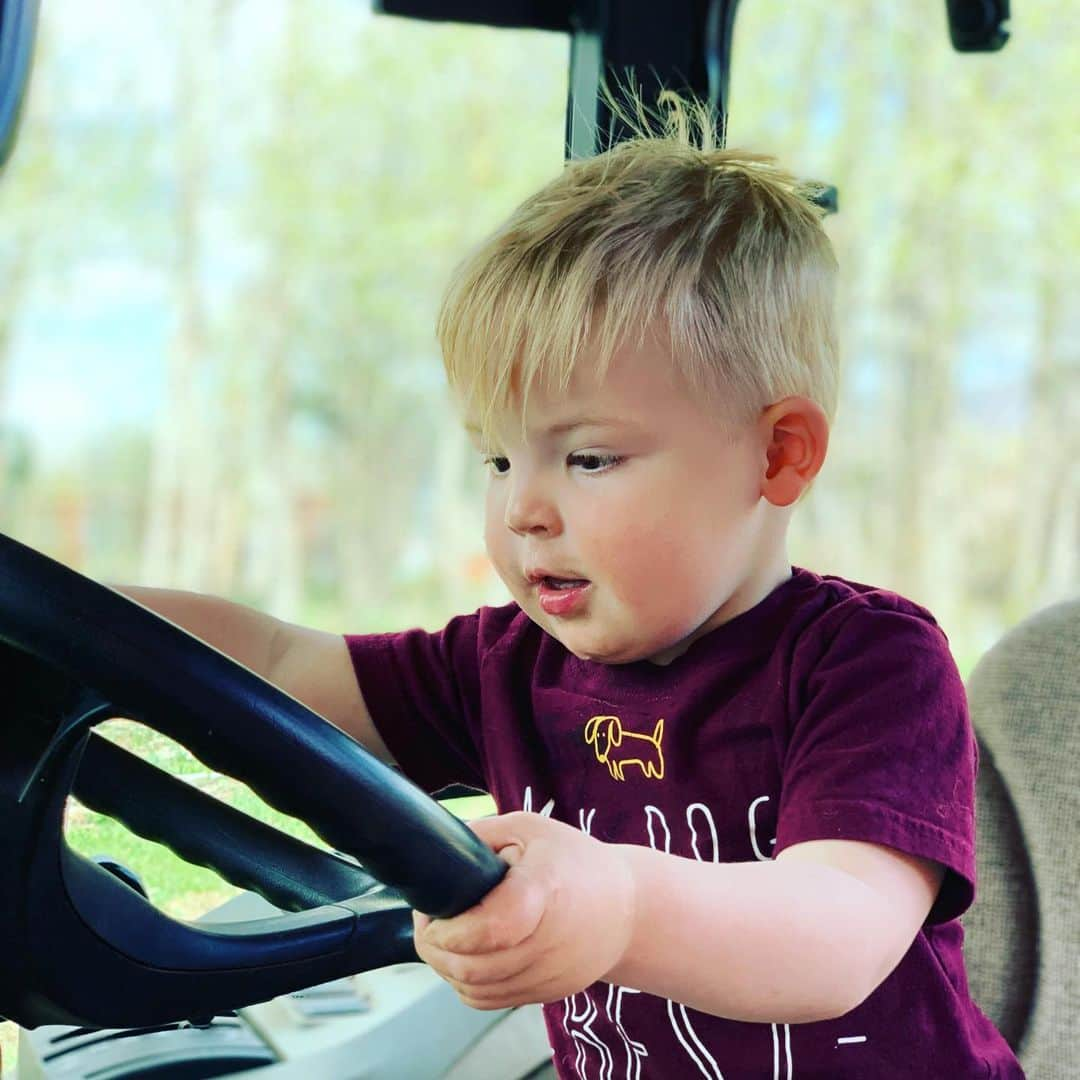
[346,569,1022,1079]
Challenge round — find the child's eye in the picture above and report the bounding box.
[567,452,623,473]
[484,455,511,475]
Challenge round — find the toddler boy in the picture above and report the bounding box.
[127,109,1022,1077]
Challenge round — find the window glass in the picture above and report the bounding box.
[1,0,566,632]
[728,0,1078,665]
[1,1,1076,1051]
[0,5,562,1046]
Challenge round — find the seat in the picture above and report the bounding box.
[963,599,1080,1078]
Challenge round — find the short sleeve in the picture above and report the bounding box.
[774,600,977,923]
[345,613,487,793]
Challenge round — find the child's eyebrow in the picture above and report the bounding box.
[544,417,631,436]
[462,417,637,445]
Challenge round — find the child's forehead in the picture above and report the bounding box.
[463,337,707,444]
[464,394,624,447]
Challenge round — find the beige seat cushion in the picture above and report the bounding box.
[964,600,1080,1077]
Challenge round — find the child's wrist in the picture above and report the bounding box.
[602,843,657,987]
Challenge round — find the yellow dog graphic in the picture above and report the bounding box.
[584,715,665,781]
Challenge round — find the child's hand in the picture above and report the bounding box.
[412,811,635,1009]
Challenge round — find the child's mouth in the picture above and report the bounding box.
[535,577,591,616]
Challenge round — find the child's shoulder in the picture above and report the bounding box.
[805,569,941,626]
[788,567,955,667]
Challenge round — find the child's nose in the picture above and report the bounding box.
[504,476,562,537]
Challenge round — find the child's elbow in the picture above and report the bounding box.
[785,990,865,1025]
[809,948,896,1022]
[809,983,871,1023]
[740,954,884,1024]
[784,984,866,1025]
[777,941,891,1024]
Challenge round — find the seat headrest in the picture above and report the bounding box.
[964,599,1080,1075]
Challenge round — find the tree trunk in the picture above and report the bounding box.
[141,3,221,588]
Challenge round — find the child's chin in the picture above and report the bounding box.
[527,604,655,663]
[558,631,648,666]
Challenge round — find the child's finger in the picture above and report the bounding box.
[467,811,550,856]
[443,963,571,1011]
[420,862,546,954]
[418,933,543,988]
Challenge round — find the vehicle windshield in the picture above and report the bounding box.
[0,0,1076,1055]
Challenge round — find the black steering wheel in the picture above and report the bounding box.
[0,531,505,1031]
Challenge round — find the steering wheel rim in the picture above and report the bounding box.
[0,530,505,1030]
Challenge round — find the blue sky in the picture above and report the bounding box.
[8,260,168,464]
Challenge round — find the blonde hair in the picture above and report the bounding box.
[438,95,838,437]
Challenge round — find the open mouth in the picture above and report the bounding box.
[532,575,591,616]
[539,576,589,590]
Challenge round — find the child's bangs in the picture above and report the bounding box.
[439,251,639,442]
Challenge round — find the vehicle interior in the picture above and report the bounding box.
[0,0,1076,1077]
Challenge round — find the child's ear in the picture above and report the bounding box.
[757,396,830,507]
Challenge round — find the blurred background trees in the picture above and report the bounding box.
[728,1,1079,660]
[0,0,1076,1058]
[1,0,1077,667]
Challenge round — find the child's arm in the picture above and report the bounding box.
[615,833,943,1022]
[117,587,393,763]
[413,811,943,1024]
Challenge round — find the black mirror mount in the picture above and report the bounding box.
[565,0,738,160]
[377,0,739,159]
[946,0,1011,52]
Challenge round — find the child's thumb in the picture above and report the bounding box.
[496,840,525,867]
[467,814,527,864]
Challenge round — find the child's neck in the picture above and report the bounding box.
[648,541,792,667]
